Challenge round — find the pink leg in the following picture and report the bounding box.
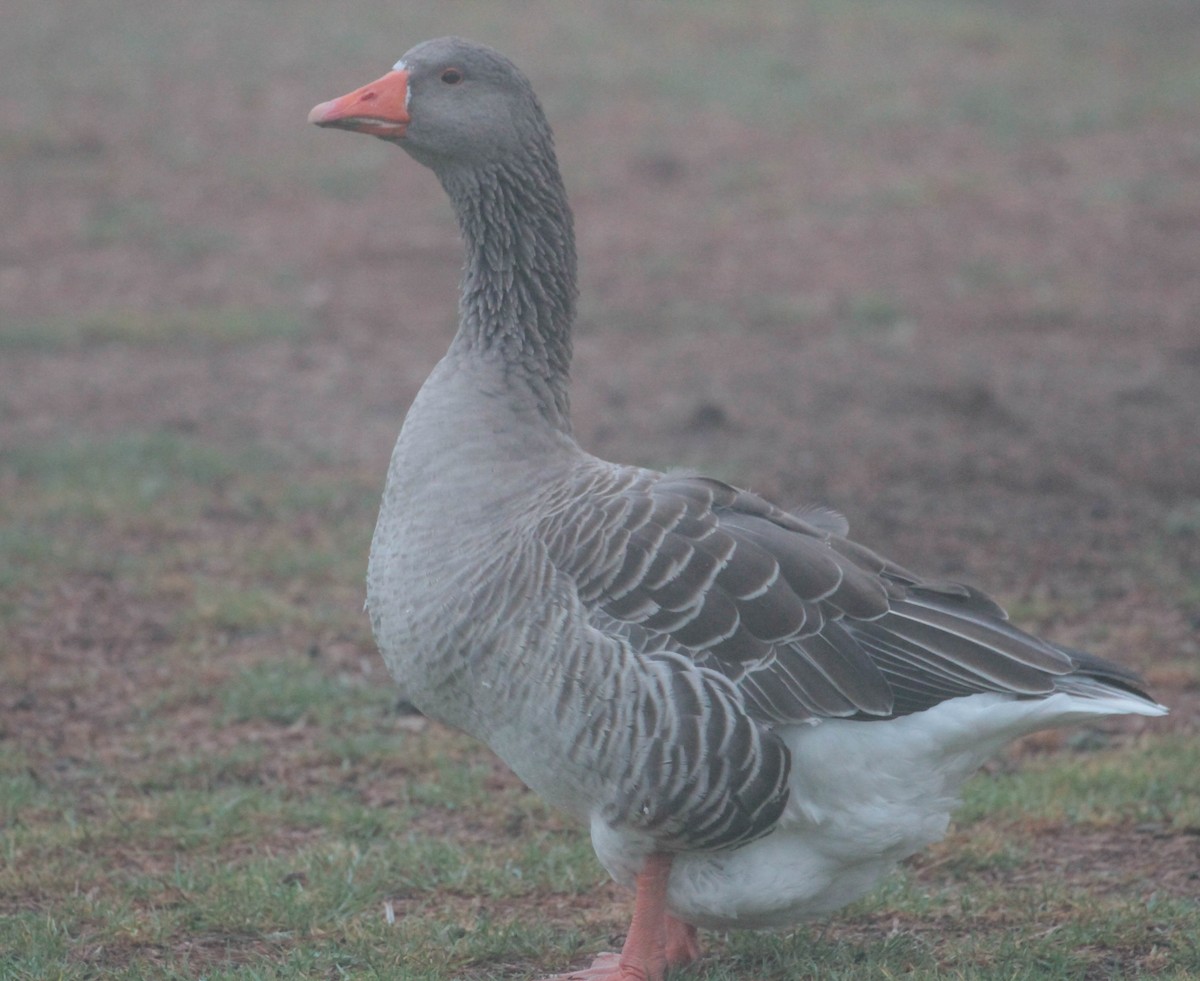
[543,853,698,981]
[664,915,701,967]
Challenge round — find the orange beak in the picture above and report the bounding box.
[308,69,411,139]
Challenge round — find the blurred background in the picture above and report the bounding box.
[2,2,1198,977]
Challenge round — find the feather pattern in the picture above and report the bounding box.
[539,467,1104,729]
[332,38,1166,948]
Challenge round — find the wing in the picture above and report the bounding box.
[541,466,1080,726]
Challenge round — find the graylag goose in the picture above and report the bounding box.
[309,37,1165,981]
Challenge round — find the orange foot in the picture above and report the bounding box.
[540,854,701,981]
[664,915,700,967]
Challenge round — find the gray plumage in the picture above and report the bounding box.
[312,36,1164,959]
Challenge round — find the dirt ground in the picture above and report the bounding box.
[1,3,1198,974]
[4,23,1197,657]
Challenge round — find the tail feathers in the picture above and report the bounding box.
[1054,645,1167,716]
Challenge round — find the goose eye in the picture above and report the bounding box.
[440,67,464,85]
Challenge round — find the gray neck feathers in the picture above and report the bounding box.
[439,141,577,432]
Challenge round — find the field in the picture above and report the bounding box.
[2,1,1199,978]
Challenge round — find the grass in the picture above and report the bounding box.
[82,199,236,258]
[581,0,1200,136]
[0,307,314,352]
[957,734,1200,829]
[3,0,1196,186]
[216,660,391,728]
[2,718,1196,979]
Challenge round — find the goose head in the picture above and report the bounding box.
[308,36,550,173]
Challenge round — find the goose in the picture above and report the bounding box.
[309,37,1166,981]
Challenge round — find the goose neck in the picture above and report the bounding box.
[441,157,578,431]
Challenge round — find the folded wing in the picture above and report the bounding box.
[543,468,1120,727]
